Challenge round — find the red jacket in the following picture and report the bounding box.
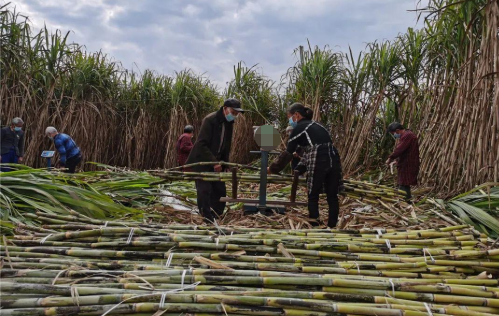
[389,130,420,186]
[176,133,194,166]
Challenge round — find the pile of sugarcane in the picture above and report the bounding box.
[2,211,499,316]
[151,162,407,203]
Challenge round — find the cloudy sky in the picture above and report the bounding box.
[13,0,426,88]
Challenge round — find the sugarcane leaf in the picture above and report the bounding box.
[446,202,475,228]
[453,201,499,235]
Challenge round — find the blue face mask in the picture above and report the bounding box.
[289,116,297,128]
[393,133,401,139]
[225,112,235,122]
[14,127,22,132]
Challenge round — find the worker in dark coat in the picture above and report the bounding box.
[285,126,304,172]
[385,122,420,200]
[176,125,194,167]
[269,103,343,228]
[185,99,245,222]
[1,117,25,172]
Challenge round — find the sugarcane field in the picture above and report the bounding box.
[1,0,499,316]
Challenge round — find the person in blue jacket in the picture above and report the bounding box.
[45,126,82,173]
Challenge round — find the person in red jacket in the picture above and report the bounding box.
[385,122,420,200]
[176,125,194,167]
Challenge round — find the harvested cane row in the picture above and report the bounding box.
[151,168,407,204]
[2,212,499,316]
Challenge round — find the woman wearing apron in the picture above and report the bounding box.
[269,103,343,227]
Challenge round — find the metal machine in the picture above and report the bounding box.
[220,125,306,215]
[40,151,55,170]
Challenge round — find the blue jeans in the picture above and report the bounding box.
[1,148,19,172]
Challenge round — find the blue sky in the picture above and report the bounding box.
[14,0,427,88]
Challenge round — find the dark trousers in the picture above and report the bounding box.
[291,157,300,171]
[308,157,341,228]
[195,180,227,222]
[1,148,19,172]
[399,185,412,200]
[65,154,82,173]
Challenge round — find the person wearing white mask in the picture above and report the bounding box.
[185,98,245,223]
[1,117,25,171]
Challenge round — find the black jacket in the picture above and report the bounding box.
[270,119,342,175]
[185,107,234,172]
[285,119,332,154]
[1,127,24,157]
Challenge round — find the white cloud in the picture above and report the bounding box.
[183,4,201,17]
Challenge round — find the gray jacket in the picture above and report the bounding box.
[1,126,25,157]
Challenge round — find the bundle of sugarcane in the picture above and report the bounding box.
[152,170,299,184]
[2,212,499,316]
[151,163,407,202]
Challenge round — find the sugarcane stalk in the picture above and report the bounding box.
[2,224,499,316]
[162,161,259,172]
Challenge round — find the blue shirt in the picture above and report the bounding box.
[53,133,80,165]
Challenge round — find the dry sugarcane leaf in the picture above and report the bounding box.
[429,209,460,226]
[468,271,492,279]
[380,213,393,221]
[231,250,246,256]
[277,243,295,258]
[379,201,411,223]
[151,309,168,316]
[348,224,365,227]
[193,256,234,270]
[139,181,463,231]
[411,209,418,220]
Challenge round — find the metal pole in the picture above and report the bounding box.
[259,150,269,208]
[231,167,238,199]
[47,158,51,170]
[290,170,300,203]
